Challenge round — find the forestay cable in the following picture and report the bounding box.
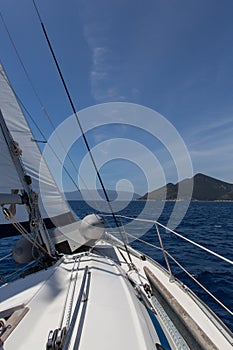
[0,8,117,237]
[33,1,133,266]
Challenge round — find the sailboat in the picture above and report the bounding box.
[0,19,232,350]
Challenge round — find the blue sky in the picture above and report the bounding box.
[1,0,233,195]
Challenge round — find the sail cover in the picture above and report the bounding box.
[0,64,75,236]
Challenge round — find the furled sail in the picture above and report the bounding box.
[0,63,75,236]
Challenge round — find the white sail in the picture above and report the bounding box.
[0,125,22,191]
[0,63,75,232]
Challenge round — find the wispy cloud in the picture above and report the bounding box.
[185,115,233,181]
[191,117,233,138]
[90,47,113,101]
[190,143,233,158]
[90,44,126,101]
[187,116,233,150]
[90,46,128,101]
[80,3,140,103]
[82,17,126,102]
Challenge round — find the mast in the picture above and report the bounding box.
[0,108,55,257]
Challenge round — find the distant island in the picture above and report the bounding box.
[65,189,140,201]
[65,174,233,202]
[139,173,233,201]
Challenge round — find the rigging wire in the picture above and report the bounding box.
[107,228,233,316]
[32,0,133,266]
[1,4,131,266]
[128,231,233,316]
[0,11,81,198]
[110,214,233,265]
[6,213,54,258]
[0,64,101,222]
[0,10,114,234]
[1,209,53,258]
[0,252,12,262]
[4,259,40,281]
[165,250,233,316]
[0,8,231,319]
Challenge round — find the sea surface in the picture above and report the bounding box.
[0,201,232,332]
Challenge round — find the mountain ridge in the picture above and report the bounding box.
[139,173,233,201]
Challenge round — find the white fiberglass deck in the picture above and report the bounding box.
[0,239,232,350]
[114,240,233,350]
[0,243,159,350]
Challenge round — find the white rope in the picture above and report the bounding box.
[112,214,233,265]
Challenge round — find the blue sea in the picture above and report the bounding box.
[0,201,232,332]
